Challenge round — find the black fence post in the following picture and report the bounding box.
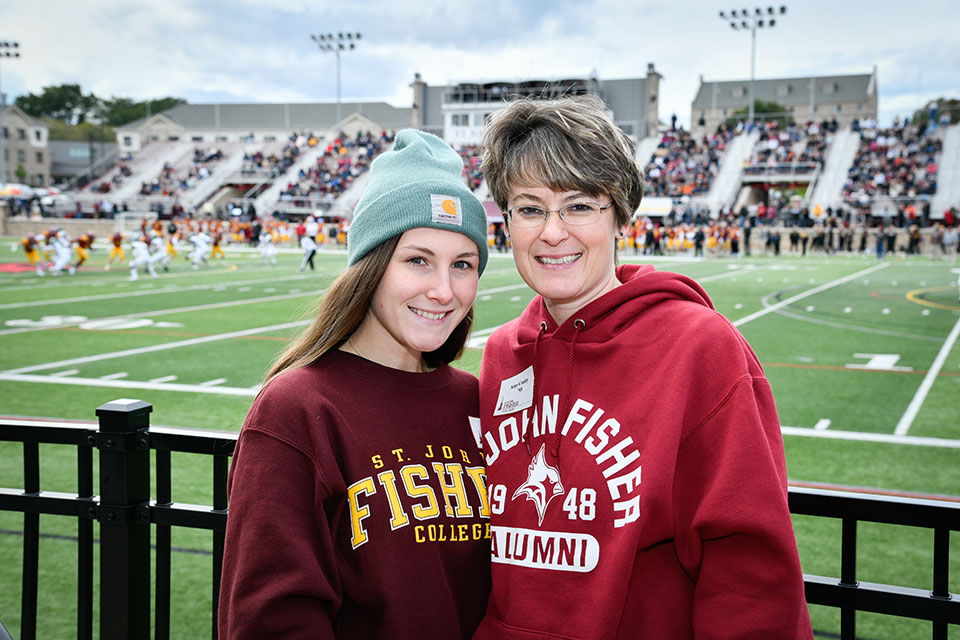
[96,399,152,640]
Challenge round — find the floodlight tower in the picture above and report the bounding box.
[0,40,21,186]
[718,6,787,128]
[310,32,362,134]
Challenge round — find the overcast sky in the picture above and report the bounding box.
[2,0,957,130]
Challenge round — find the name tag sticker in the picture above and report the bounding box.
[493,366,534,416]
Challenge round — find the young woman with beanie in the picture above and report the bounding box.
[473,96,812,639]
[219,129,491,639]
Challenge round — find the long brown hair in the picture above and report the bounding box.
[263,234,474,386]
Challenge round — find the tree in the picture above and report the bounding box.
[15,84,101,125]
[724,100,790,130]
[15,163,26,182]
[911,98,960,127]
[14,83,186,127]
[99,96,185,126]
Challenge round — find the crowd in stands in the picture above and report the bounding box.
[744,119,837,175]
[139,147,226,197]
[457,145,484,191]
[278,131,394,206]
[842,118,941,203]
[241,133,306,175]
[642,126,731,198]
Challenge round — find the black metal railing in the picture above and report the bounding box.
[0,400,236,640]
[0,400,958,639]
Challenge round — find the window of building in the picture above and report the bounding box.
[1,127,6,139]
[823,82,838,95]
[216,135,227,142]
[732,87,746,98]
[17,128,26,140]
[123,136,133,147]
[69,147,91,159]
[264,136,276,142]
[473,113,485,127]
[191,136,204,142]
[34,129,42,142]
[835,104,842,113]
[777,84,792,97]
[36,151,43,164]
[35,174,44,185]
[17,149,25,161]
[452,113,470,127]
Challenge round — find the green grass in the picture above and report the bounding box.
[1,241,959,638]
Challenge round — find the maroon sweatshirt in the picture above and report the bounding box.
[219,349,491,639]
[474,264,812,639]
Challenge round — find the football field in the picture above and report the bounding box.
[1,240,958,638]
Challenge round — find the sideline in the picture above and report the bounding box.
[893,313,960,436]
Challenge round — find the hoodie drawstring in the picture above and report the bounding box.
[523,321,548,455]
[552,318,583,462]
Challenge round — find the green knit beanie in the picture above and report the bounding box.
[347,129,489,274]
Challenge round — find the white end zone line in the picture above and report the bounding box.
[894,314,960,437]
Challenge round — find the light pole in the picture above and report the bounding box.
[718,6,786,129]
[0,40,21,187]
[310,32,362,135]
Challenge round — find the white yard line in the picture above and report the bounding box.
[732,262,890,327]
[0,320,311,375]
[697,265,762,282]
[148,375,177,383]
[781,426,960,449]
[0,372,260,397]
[0,273,319,310]
[0,289,325,337]
[893,314,960,437]
[98,372,128,380]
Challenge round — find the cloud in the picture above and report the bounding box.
[2,0,958,129]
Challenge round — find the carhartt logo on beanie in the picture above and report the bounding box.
[347,129,489,274]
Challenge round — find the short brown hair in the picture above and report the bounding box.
[481,95,644,228]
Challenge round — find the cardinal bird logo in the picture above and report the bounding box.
[512,444,565,526]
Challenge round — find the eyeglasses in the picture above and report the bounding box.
[506,201,614,228]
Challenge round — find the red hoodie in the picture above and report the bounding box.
[474,263,812,639]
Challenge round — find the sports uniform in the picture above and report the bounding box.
[106,232,125,269]
[211,230,227,261]
[128,237,157,280]
[20,235,45,275]
[219,349,491,639]
[299,234,317,272]
[188,232,212,269]
[474,263,811,639]
[258,231,277,265]
[49,231,75,275]
[73,233,94,269]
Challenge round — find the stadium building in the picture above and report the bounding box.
[412,64,663,145]
[0,104,51,186]
[690,68,878,135]
[113,102,412,153]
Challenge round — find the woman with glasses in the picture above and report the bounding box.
[473,95,811,639]
[219,130,491,639]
